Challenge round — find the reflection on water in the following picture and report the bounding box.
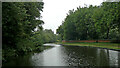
[43,43,60,46]
[3,44,120,67]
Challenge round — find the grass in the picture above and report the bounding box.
[58,42,120,50]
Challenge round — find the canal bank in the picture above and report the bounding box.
[58,42,120,51]
[2,45,53,63]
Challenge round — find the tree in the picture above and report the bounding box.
[56,23,64,41]
[2,2,44,48]
[43,29,57,43]
[56,2,120,40]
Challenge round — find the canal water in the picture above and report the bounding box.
[3,44,120,67]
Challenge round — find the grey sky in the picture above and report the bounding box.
[41,0,104,34]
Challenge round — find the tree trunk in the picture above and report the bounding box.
[106,28,109,39]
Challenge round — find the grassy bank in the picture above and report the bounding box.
[59,42,120,50]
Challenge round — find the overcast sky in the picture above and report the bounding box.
[41,0,104,34]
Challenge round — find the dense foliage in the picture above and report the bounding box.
[3,2,44,48]
[43,29,57,43]
[2,2,56,61]
[57,2,120,41]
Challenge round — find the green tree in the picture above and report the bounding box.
[43,29,57,43]
[2,2,44,61]
[56,2,120,41]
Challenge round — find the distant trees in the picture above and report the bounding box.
[42,29,57,43]
[31,29,57,46]
[57,2,120,41]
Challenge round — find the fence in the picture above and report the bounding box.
[62,40,120,43]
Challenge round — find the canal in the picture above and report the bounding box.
[3,44,120,67]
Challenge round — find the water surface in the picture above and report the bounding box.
[3,44,120,67]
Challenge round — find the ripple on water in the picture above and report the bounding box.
[3,45,120,67]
